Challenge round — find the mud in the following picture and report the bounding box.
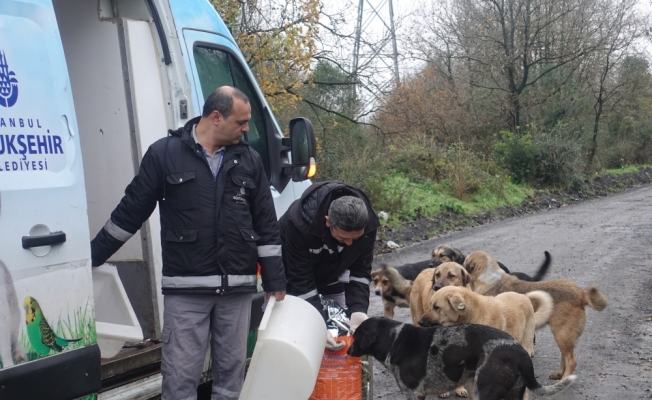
[369,183,652,399]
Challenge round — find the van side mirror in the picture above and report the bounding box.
[289,118,317,182]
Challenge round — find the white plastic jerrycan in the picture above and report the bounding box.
[239,295,326,400]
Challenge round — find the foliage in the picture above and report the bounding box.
[211,0,319,111]
[359,171,531,226]
[495,126,584,187]
[213,0,652,227]
[596,165,641,176]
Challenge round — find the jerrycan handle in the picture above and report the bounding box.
[258,296,276,331]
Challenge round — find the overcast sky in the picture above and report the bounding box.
[318,0,422,86]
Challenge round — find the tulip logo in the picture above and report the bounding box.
[0,51,19,108]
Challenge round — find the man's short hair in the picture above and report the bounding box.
[202,86,250,118]
[328,196,368,231]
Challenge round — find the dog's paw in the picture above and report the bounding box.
[438,392,451,398]
[455,387,469,398]
[549,372,563,380]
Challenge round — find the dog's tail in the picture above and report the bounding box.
[585,285,608,311]
[531,251,552,281]
[526,290,554,329]
[531,375,577,396]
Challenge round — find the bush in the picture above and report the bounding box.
[389,141,507,200]
[314,126,523,220]
[494,125,583,187]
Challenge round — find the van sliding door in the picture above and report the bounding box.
[0,1,100,399]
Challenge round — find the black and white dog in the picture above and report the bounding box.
[348,317,576,400]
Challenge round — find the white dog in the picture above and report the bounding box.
[0,259,26,368]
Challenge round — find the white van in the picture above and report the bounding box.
[0,1,316,399]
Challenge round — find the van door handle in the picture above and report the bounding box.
[22,231,67,249]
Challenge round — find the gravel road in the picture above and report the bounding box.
[369,183,652,399]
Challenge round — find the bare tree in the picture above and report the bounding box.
[583,0,645,171]
[412,0,613,131]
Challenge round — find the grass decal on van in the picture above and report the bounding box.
[75,395,97,400]
[18,298,96,362]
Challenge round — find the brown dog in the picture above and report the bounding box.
[371,260,432,319]
[432,244,551,282]
[464,251,608,380]
[370,266,412,319]
[430,244,466,267]
[420,286,554,357]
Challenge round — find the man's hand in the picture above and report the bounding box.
[325,330,346,351]
[265,290,286,302]
[349,312,369,334]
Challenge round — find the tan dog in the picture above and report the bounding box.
[464,251,608,380]
[420,286,554,357]
[411,262,472,326]
[432,261,471,290]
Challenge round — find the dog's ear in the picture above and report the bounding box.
[453,248,465,264]
[463,259,474,274]
[430,249,440,267]
[461,268,471,287]
[448,294,466,314]
[358,328,377,351]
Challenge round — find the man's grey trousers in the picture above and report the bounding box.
[160,293,252,400]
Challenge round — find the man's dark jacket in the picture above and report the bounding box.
[91,117,285,295]
[278,181,380,317]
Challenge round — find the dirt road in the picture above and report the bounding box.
[369,184,652,399]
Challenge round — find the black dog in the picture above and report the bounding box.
[348,317,576,400]
[431,244,551,282]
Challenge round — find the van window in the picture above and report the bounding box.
[193,46,270,179]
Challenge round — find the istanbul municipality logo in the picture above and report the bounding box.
[0,50,18,108]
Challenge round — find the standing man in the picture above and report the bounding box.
[90,86,286,400]
[278,181,380,350]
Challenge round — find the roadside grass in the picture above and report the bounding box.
[376,172,533,226]
[374,164,649,230]
[595,164,649,177]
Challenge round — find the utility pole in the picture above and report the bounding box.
[352,0,400,85]
[353,0,364,75]
[388,0,400,83]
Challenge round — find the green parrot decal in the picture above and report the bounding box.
[23,296,82,356]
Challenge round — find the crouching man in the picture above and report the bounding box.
[278,181,380,350]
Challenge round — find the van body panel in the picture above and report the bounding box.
[0,343,101,400]
[0,0,96,386]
